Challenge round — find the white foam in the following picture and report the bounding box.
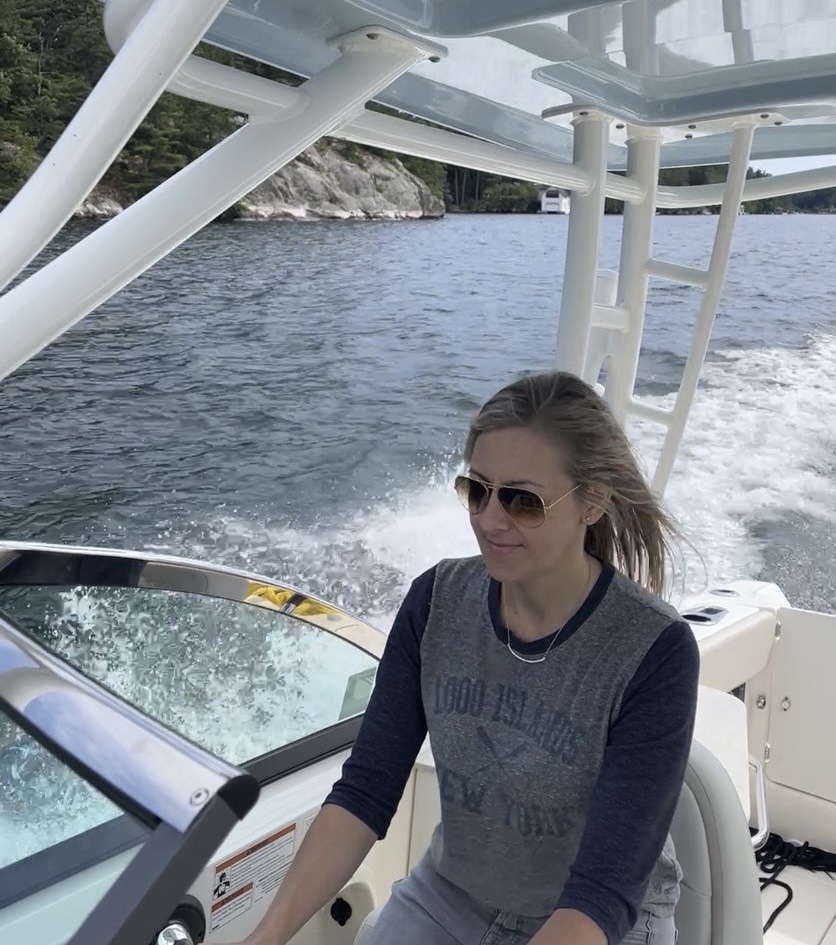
[203,333,836,611]
[207,338,836,609]
[191,481,478,631]
[348,484,478,626]
[633,335,836,590]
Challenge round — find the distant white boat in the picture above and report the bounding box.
[538,187,570,214]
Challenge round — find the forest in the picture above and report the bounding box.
[2,1,835,215]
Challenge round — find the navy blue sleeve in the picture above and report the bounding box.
[322,567,436,839]
[557,620,700,944]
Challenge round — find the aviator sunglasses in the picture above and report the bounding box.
[454,474,580,528]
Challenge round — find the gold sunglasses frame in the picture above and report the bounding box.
[454,474,580,528]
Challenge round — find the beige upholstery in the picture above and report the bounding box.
[356,741,763,945]
[674,739,763,945]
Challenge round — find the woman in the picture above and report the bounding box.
[243,371,699,945]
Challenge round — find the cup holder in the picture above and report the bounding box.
[681,605,728,625]
[709,588,739,597]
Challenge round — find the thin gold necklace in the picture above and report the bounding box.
[504,556,593,664]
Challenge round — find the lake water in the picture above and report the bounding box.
[3,213,834,614]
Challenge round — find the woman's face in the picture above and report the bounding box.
[466,426,589,583]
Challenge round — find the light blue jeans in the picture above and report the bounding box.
[364,854,676,945]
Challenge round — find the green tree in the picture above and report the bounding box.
[399,155,447,201]
[0,1,41,197]
[480,180,539,213]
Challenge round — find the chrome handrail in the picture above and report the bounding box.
[0,610,258,832]
[749,754,769,851]
[0,541,385,659]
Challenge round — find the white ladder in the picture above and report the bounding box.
[557,113,756,496]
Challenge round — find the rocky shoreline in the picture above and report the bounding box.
[74,142,445,222]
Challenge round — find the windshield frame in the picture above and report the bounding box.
[0,542,386,660]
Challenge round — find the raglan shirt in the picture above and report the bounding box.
[324,557,700,945]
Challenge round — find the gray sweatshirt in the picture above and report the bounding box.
[326,557,699,944]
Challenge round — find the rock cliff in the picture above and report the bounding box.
[74,142,444,221]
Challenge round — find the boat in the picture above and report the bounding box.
[2,2,836,944]
[538,188,571,214]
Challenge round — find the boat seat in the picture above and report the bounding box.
[355,740,763,945]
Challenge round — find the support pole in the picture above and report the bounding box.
[555,112,610,375]
[651,123,755,493]
[605,130,661,425]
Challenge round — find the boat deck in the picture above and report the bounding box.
[763,866,836,945]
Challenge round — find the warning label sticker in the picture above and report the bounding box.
[211,883,254,931]
[209,822,297,933]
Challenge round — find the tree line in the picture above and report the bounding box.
[2,0,835,214]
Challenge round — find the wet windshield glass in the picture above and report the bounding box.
[0,585,378,760]
[0,719,149,924]
[0,582,378,865]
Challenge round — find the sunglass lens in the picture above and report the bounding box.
[455,476,489,514]
[499,487,545,526]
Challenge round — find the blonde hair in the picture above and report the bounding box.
[464,371,679,597]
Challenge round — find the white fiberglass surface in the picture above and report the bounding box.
[315,0,836,57]
[762,864,836,945]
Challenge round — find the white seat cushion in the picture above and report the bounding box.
[673,740,763,945]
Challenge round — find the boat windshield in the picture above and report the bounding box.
[0,716,150,921]
[0,548,379,871]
